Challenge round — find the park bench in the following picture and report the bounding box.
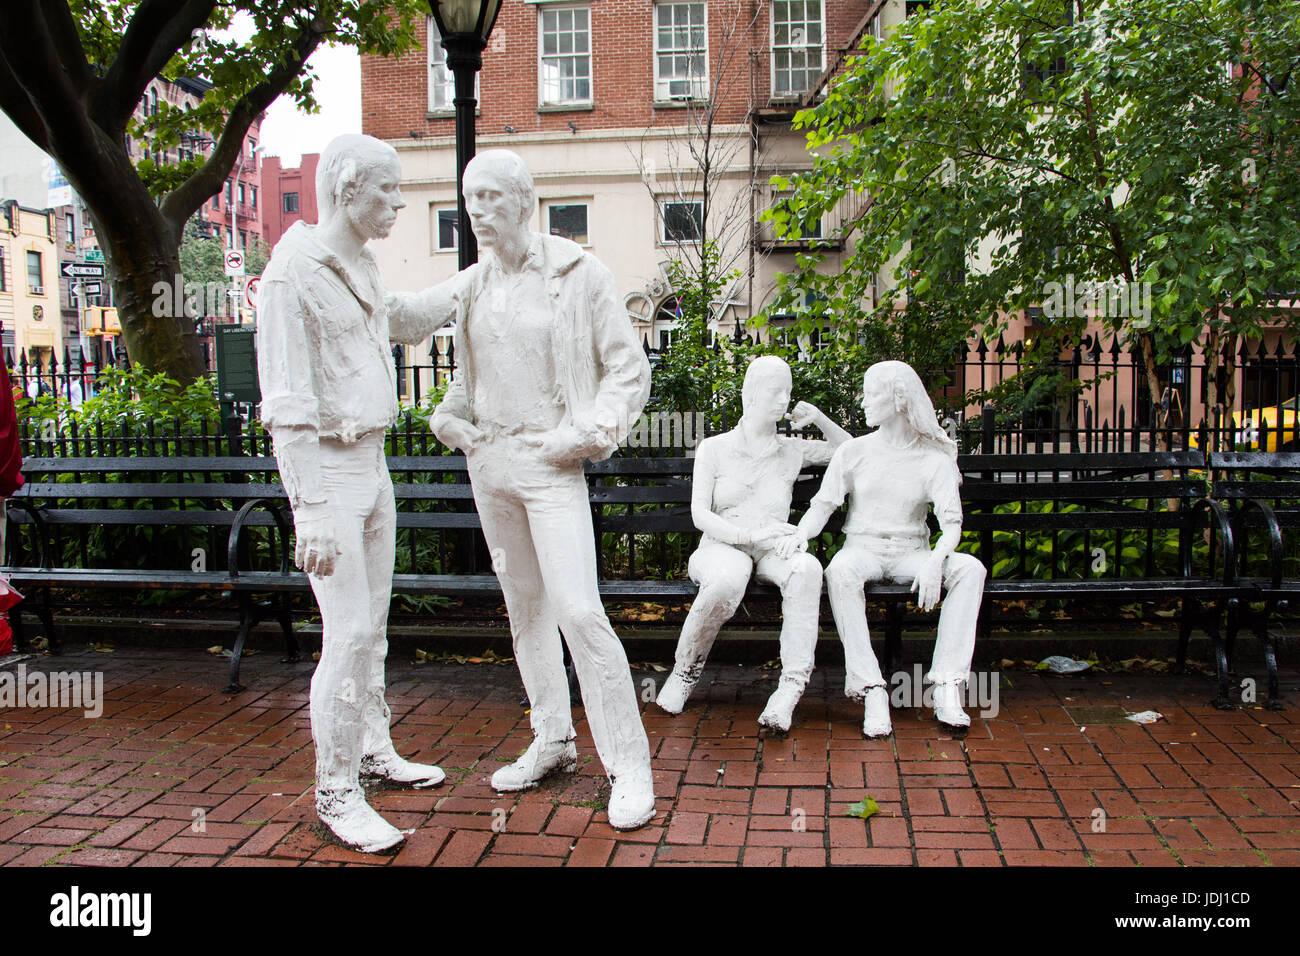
[2,447,1246,701]
[1204,450,1300,709]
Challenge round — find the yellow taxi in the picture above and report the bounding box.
[1191,397,1300,451]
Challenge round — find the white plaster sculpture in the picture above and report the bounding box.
[417,150,657,830]
[256,134,452,854]
[791,361,985,737]
[656,356,850,731]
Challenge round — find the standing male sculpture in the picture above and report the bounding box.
[790,361,985,736]
[257,134,451,853]
[427,150,657,830]
[656,356,849,730]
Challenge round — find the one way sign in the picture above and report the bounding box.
[60,261,106,279]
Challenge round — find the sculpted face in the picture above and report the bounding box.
[860,372,898,428]
[464,167,526,251]
[346,156,405,241]
[742,362,792,426]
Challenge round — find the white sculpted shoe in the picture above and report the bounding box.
[862,685,893,739]
[607,767,656,831]
[757,681,803,733]
[490,738,578,792]
[360,752,446,789]
[316,788,404,854]
[932,681,971,729]
[655,667,699,715]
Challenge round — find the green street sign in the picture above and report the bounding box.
[215,324,260,404]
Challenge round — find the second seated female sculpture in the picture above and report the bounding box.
[792,360,985,737]
[656,356,849,731]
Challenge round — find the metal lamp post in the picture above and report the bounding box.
[428,0,503,269]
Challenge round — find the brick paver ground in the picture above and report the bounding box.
[1,645,1297,867]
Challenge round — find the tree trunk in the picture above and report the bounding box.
[79,170,205,386]
[1137,330,1165,452]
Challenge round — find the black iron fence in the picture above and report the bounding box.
[9,329,1300,457]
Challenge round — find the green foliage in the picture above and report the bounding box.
[15,365,220,435]
[766,0,1300,410]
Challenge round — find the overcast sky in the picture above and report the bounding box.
[223,12,362,168]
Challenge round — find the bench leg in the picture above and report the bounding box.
[225,595,253,694]
[1255,617,1283,711]
[8,603,24,653]
[1209,605,1234,711]
[35,587,58,655]
[1174,597,1192,675]
[277,595,298,664]
[885,601,904,677]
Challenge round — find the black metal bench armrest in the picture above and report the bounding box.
[1186,498,1236,586]
[227,498,292,578]
[1231,498,1283,591]
[4,497,50,569]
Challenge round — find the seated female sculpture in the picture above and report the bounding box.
[656,356,849,731]
[789,360,985,737]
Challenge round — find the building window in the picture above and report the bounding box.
[211,191,220,210]
[435,208,458,251]
[240,229,247,249]
[654,2,708,101]
[224,180,233,204]
[238,183,246,206]
[426,18,479,113]
[771,0,824,100]
[547,202,589,245]
[248,139,257,166]
[661,200,703,244]
[26,250,44,294]
[539,5,592,106]
[284,192,299,214]
[251,186,258,209]
[0,248,6,292]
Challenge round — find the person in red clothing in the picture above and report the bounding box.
[0,336,24,654]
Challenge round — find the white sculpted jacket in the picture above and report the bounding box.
[257,221,455,503]
[403,233,650,459]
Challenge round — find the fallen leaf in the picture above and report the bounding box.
[847,796,880,820]
[206,645,224,655]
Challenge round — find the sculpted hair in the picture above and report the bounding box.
[463,149,536,223]
[316,134,399,221]
[864,360,958,461]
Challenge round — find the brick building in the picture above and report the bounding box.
[361,0,889,374]
[261,153,320,250]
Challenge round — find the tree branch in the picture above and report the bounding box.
[160,19,329,231]
[38,0,94,91]
[0,48,51,151]
[98,0,217,126]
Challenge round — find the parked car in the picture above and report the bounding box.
[1191,397,1300,451]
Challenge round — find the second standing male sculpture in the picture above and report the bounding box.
[421,149,657,830]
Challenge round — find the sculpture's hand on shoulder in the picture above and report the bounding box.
[911,550,945,612]
[293,501,343,577]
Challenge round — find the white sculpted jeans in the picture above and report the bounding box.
[308,433,403,803]
[467,435,651,780]
[674,542,822,690]
[825,534,986,696]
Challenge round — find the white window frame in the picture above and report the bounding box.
[545,201,591,246]
[434,206,459,252]
[653,2,708,102]
[538,5,593,107]
[770,0,825,101]
[427,17,478,114]
[659,199,703,245]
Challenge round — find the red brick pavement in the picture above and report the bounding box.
[1,646,1297,867]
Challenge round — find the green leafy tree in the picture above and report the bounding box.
[767,0,1300,440]
[0,1,426,385]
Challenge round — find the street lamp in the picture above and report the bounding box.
[428,0,503,269]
